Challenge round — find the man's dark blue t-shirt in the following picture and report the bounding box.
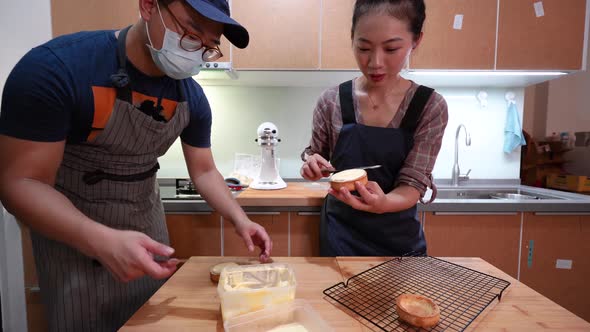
[0,29,211,147]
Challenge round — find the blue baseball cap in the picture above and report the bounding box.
[185,0,249,49]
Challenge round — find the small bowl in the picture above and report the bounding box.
[396,293,440,328]
[329,169,368,191]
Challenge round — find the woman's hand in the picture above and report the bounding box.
[93,229,179,282]
[300,154,332,181]
[328,180,391,214]
[233,219,273,262]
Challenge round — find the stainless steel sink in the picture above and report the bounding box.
[489,193,539,200]
[436,188,564,200]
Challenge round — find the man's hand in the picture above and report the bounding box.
[300,153,332,181]
[93,229,179,282]
[233,219,273,262]
[182,144,274,262]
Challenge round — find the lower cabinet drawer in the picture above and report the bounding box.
[223,212,289,257]
[166,213,222,258]
[290,212,320,257]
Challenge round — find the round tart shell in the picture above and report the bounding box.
[395,293,441,328]
[329,169,368,191]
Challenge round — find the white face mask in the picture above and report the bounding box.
[145,2,204,80]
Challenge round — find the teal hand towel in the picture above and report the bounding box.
[503,102,527,153]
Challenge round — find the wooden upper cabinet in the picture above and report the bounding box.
[411,0,497,69]
[321,0,356,69]
[497,0,586,70]
[51,0,138,37]
[51,0,232,61]
[231,0,321,69]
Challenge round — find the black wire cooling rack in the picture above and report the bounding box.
[323,256,511,332]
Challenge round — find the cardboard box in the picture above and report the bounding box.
[546,174,590,193]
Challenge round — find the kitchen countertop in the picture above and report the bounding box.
[161,181,590,213]
[120,256,590,331]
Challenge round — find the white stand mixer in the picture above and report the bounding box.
[250,122,287,190]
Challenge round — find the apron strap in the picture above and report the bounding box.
[399,85,434,133]
[176,80,187,102]
[338,80,356,125]
[82,162,160,185]
[110,25,133,103]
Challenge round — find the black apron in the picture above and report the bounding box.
[319,80,433,256]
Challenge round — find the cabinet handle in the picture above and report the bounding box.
[533,212,590,216]
[297,212,321,216]
[168,212,212,216]
[246,212,280,216]
[433,212,518,216]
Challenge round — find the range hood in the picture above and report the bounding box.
[195,62,238,80]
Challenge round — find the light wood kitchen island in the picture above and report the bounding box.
[120,256,590,331]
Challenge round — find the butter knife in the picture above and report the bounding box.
[321,164,382,175]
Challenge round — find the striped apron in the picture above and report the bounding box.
[30,27,191,331]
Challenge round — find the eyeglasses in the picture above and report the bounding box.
[163,3,223,62]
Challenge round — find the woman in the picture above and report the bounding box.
[301,0,448,256]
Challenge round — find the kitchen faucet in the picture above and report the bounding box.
[451,124,471,186]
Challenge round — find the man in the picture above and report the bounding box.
[0,0,272,330]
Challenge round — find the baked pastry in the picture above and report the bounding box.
[395,293,440,328]
[209,262,239,283]
[329,169,368,191]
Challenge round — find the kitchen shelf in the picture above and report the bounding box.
[521,132,573,187]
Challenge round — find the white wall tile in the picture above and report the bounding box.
[159,84,525,180]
